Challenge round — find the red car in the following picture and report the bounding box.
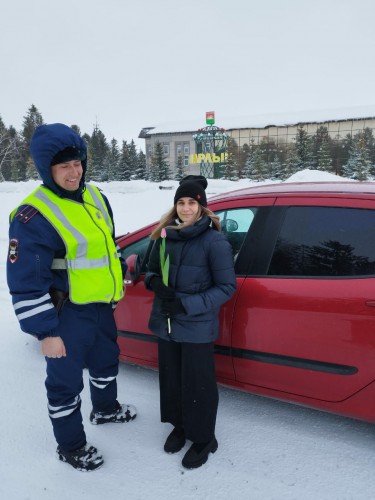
[115,181,375,424]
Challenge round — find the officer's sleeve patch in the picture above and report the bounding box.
[15,205,39,223]
[8,238,19,264]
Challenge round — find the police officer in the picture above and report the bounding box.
[6,123,137,472]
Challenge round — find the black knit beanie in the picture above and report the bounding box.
[50,146,86,167]
[174,175,208,207]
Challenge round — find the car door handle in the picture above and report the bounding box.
[365,301,375,307]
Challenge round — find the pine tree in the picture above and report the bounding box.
[70,124,81,136]
[293,126,314,170]
[106,138,120,180]
[238,143,251,179]
[150,141,171,182]
[313,126,333,172]
[243,142,267,181]
[21,105,44,181]
[175,153,185,180]
[22,105,44,145]
[284,145,300,178]
[317,140,332,171]
[222,137,239,180]
[134,150,147,180]
[268,155,283,180]
[358,128,375,177]
[118,141,132,181]
[338,133,354,176]
[343,137,372,181]
[88,126,109,181]
[128,140,138,178]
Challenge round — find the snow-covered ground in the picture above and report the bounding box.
[2,170,375,500]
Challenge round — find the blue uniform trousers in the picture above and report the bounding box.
[45,301,120,452]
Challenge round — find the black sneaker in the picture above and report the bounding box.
[57,443,104,472]
[90,400,137,425]
[164,427,186,453]
[182,437,218,469]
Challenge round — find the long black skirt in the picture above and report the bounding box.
[158,338,218,443]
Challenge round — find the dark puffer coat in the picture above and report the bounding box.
[145,216,237,343]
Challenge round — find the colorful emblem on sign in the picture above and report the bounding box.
[206,111,215,125]
[8,238,19,263]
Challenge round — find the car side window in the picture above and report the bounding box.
[215,208,257,259]
[119,236,152,273]
[268,206,375,277]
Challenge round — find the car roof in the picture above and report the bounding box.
[207,181,375,202]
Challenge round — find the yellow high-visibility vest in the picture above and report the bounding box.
[11,184,124,304]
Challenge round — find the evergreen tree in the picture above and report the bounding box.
[106,138,120,180]
[222,137,239,180]
[175,153,185,180]
[20,105,44,181]
[358,128,375,177]
[118,141,132,181]
[70,124,81,136]
[339,133,354,176]
[268,155,283,180]
[284,145,300,178]
[128,140,138,178]
[134,150,147,180]
[88,126,109,181]
[238,143,251,179]
[22,104,44,145]
[313,126,333,172]
[243,142,267,181]
[343,136,372,181]
[293,125,314,170]
[317,139,333,171]
[259,137,278,168]
[150,141,171,182]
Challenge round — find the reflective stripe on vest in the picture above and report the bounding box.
[13,184,124,304]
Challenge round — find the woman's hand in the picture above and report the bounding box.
[161,298,186,316]
[150,276,176,300]
[41,336,66,358]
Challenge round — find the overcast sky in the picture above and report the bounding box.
[1,0,375,150]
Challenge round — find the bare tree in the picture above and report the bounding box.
[0,127,22,182]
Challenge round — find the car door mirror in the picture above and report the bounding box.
[124,254,141,284]
[222,218,238,233]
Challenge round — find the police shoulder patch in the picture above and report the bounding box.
[15,205,39,224]
[8,238,19,264]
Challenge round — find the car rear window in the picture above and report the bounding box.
[268,206,375,277]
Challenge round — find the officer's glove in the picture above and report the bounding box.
[161,298,186,316]
[150,276,176,300]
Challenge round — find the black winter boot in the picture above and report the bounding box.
[90,400,137,425]
[57,443,103,472]
[164,427,186,453]
[182,437,218,469]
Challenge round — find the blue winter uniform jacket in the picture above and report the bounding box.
[6,123,121,340]
[145,216,237,343]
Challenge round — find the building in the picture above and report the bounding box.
[139,106,375,177]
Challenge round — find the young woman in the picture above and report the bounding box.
[145,175,236,469]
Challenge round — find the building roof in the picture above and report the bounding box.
[139,105,375,138]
